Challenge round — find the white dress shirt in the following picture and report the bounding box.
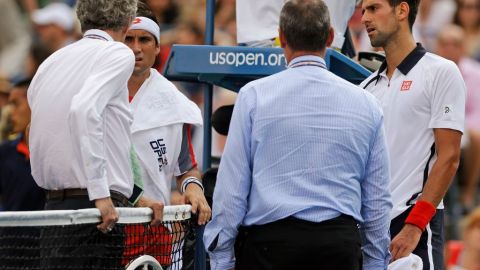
[28,29,135,200]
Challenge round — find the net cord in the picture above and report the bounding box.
[0,205,192,227]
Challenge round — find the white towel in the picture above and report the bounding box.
[388,254,423,270]
[130,69,203,133]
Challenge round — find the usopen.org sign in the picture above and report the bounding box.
[209,50,286,67]
[170,45,287,76]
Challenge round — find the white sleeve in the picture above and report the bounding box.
[428,60,466,133]
[68,44,135,200]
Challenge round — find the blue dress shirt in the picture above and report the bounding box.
[204,55,392,270]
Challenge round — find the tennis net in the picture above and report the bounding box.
[0,205,196,270]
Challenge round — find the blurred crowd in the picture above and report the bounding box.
[1,0,480,268]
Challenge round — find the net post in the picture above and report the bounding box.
[198,0,216,269]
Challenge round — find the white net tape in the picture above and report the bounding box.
[0,205,192,227]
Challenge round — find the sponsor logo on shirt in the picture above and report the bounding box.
[400,80,412,91]
[150,139,168,172]
[444,105,451,114]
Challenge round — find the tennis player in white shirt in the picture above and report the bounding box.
[124,10,211,224]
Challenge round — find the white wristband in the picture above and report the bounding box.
[181,177,204,194]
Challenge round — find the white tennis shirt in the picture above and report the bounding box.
[361,44,466,219]
[28,29,135,200]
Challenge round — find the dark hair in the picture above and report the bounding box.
[13,78,32,91]
[387,0,421,31]
[279,0,331,52]
[137,1,159,25]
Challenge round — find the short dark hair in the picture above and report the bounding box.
[279,0,331,52]
[13,78,32,90]
[387,0,421,30]
[136,1,159,25]
[11,78,31,95]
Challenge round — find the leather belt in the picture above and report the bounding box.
[46,188,128,206]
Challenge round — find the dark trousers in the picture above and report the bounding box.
[41,195,127,270]
[235,215,362,270]
[390,208,444,270]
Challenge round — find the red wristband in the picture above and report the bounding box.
[405,200,436,231]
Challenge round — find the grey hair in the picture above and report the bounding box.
[76,0,138,32]
[279,0,331,52]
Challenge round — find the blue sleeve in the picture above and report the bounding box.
[203,86,256,270]
[360,108,393,270]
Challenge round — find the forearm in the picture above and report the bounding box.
[176,167,202,192]
[419,152,460,206]
[204,183,247,269]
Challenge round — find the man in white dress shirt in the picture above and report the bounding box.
[27,0,162,267]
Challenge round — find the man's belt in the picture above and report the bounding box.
[46,188,128,206]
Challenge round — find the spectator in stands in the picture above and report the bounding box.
[436,24,480,213]
[20,0,77,17]
[23,43,52,79]
[205,1,392,269]
[412,0,456,52]
[0,79,45,211]
[0,0,31,79]
[31,2,78,52]
[0,77,12,143]
[446,207,480,270]
[0,78,43,270]
[141,0,179,28]
[215,0,235,33]
[453,0,480,59]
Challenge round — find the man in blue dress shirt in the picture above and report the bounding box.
[204,0,392,269]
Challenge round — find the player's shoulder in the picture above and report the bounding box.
[150,69,179,91]
[422,52,459,73]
